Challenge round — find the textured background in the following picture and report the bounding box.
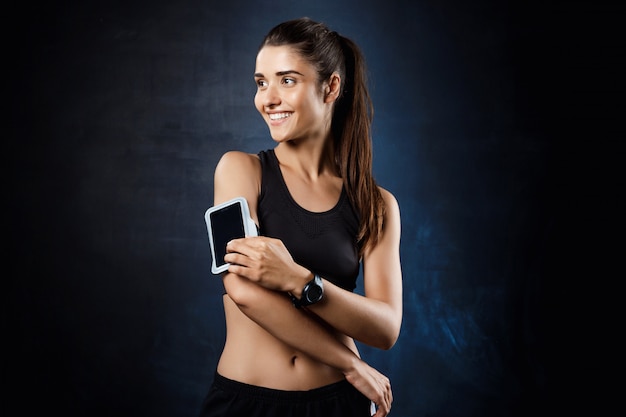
[7,0,621,416]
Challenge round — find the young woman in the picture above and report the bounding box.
[199,17,402,417]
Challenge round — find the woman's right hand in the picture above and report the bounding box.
[225,236,311,294]
[343,358,393,416]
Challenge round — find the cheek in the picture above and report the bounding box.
[254,92,263,114]
[304,91,326,118]
[290,91,313,113]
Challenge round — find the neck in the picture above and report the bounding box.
[275,137,337,180]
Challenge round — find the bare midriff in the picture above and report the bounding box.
[216,294,359,390]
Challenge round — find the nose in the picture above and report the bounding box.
[261,83,281,108]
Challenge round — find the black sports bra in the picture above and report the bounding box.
[257,149,361,291]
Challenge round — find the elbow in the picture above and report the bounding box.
[369,319,401,350]
[379,309,403,350]
[375,306,402,350]
[376,327,401,351]
[222,273,260,308]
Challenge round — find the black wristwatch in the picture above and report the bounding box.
[290,274,324,308]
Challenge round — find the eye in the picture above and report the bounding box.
[282,77,296,86]
[256,79,267,88]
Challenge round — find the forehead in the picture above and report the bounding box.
[255,45,313,74]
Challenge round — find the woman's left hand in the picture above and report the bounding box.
[224,236,309,293]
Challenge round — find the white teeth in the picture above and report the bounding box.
[269,112,292,120]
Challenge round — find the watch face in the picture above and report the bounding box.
[306,285,323,302]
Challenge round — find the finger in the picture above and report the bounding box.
[226,263,243,276]
[371,394,388,417]
[227,237,266,257]
[374,392,390,416]
[224,253,252,268]
[378,400,389,417]
[225,238,247,253]
[371,403,384,417]
[384,391,392,414]
[378,376,391,409]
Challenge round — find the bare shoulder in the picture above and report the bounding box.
[215,151,261,176]
[378,186,400,217]
[214,151,261,208]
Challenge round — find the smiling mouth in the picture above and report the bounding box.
[268,112,292,121]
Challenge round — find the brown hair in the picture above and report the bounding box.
[260,17,384,255]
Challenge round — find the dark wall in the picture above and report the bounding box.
[10,0,615,416]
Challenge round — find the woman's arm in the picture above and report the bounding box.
[222,268,392,415]
[305,189,403,349]
[227,188,403,350]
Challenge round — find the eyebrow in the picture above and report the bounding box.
[254,70,305,78]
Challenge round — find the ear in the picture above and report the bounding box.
[323,73,341,103]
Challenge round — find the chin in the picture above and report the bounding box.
[269,132,289,143]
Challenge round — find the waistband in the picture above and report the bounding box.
[213,372,355,403]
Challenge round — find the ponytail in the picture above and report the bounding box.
[332,35,384,256]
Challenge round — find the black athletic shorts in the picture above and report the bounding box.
[198,372,373,417]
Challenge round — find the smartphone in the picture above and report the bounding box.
[204,197,257,275]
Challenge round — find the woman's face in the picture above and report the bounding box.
[254,45,331,144]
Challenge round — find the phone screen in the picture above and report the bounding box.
[210,201,245,269]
